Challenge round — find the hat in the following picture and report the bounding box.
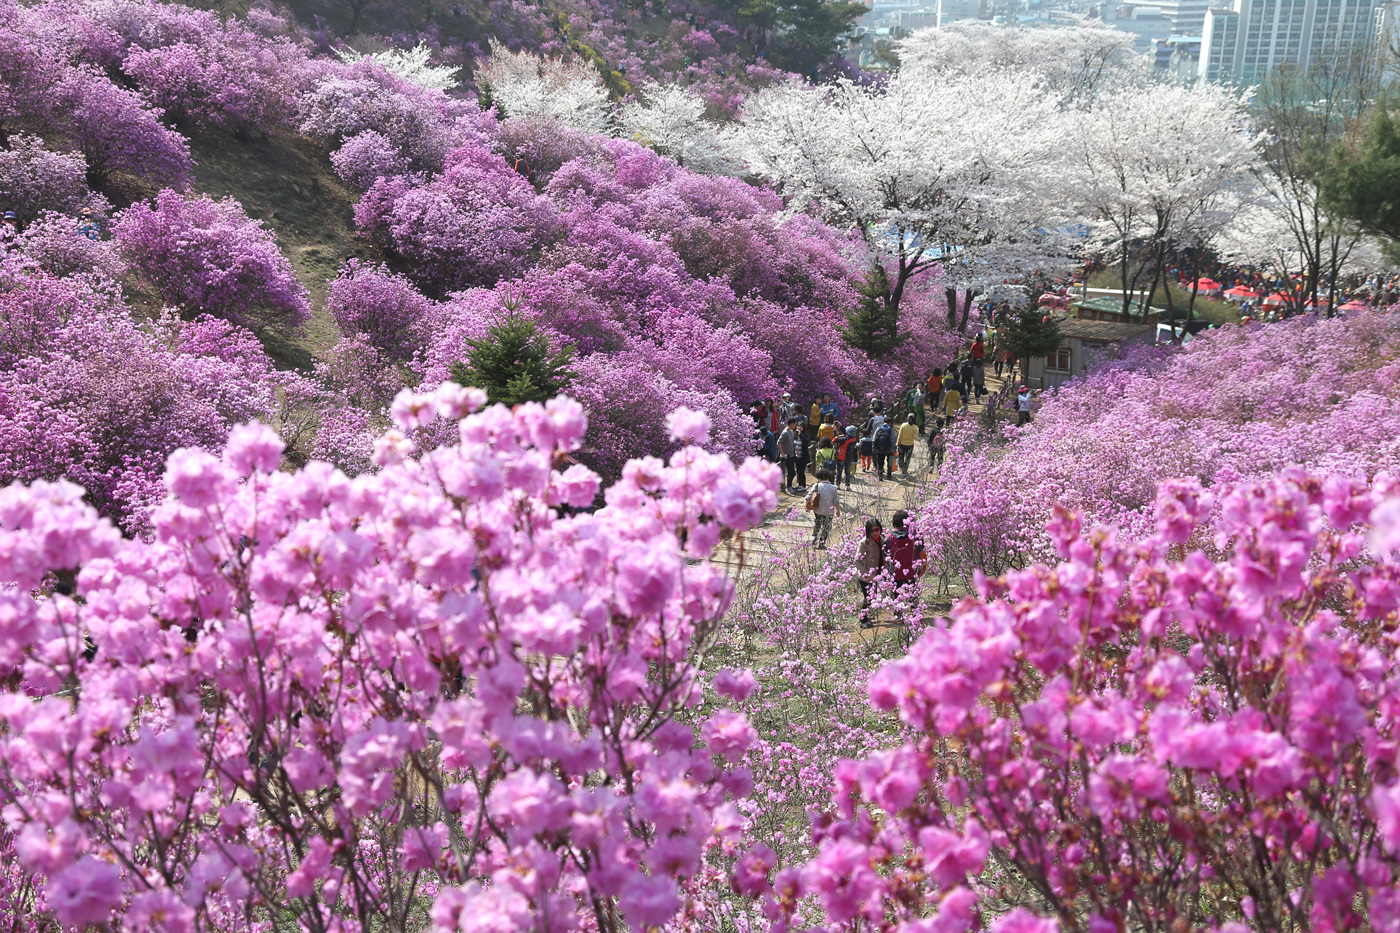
[782,391,791,398]
[81,207,91,215]
[1018,385,1029,392]
[2,212,14,220]
[846,425,858,436]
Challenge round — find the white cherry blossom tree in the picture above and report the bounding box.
[476,46,611,135]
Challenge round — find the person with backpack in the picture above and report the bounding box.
[806,470,841,549]
[872,418,895,481]
[856,518,884,629]
[835,426,858,489]
[858,429,874,474]
[896,413,919,475]
[813,436,836,474]
[884,509,927,625]
[927,418,946,470]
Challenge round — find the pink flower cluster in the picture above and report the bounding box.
[0,393,778,931]
[735,468,1400,932]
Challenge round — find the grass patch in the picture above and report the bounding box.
[188,127,373,369]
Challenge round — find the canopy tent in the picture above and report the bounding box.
[1192,278,1222,294]
[1263,293,1289,307]
[1224,286,1262,300]
[1339,300,1368,311]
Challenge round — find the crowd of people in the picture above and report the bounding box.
[749,330,1038,503]
[743,330,1041,629]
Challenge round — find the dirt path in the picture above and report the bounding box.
[713,364,1012,587]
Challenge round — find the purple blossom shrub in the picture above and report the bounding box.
[324,259,432,357]
[55,67,192,187]
[300,60,492,176]
[494,117,609,186]
[740,469,1400,933]
[113,189,310,332]
[0,136,88,222]
[916,311,1400,588]
[0,308,290,533]
[0,270,121,369]
[0,396,778,930]
[569,354,753,481]
[121,30,300,134]
[328,130,413,191]
[356,144,559,296]
[9,209,125,281]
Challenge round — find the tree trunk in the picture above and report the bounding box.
[944,287,958,330]
[957,290,975,332]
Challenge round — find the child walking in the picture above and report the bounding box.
[807,470,841,549]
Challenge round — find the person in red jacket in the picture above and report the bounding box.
[885,509,927,625]
[970,334,985,364]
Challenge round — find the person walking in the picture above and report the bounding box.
[858,429,874,474]
[872,417,895,481]
[927,418,946,470]
[1017,385,1034,425]
[793,423,811,489]
[835,426,858,489]
[970,333,985,365]
[813,436,836,474]
[807,470,841,549]
[896,413,918,475]
[972,357,987,403]
[778,418,801,493]
[884,509,927,626]
[943,379,963,419]
[856,518,884,629]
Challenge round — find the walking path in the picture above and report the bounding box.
[712,364,1013,589]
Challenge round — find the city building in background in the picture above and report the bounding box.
[1198,0,1380,81]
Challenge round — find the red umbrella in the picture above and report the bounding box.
[1193,278,1222,292]
[1224,286,1262,299]
[1263,292,1289,307]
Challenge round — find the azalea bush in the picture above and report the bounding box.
[325,259,432,358]
[0,397,777,931]
[114,189,310,332]
[0,306,300,534]
[917,312,1400,590]
[723,468,1400,933]
[0,135,88,222]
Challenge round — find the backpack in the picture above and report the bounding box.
[886,532,924,581]
[873,422,894,453]
[836,437,856,461]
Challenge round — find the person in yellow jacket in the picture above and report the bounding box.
[808,399,823,440]
[896,413,919,474]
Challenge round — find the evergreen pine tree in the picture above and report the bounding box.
[449,313,575,408]
[1000,304,1063,377]
[842,262,904,358]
